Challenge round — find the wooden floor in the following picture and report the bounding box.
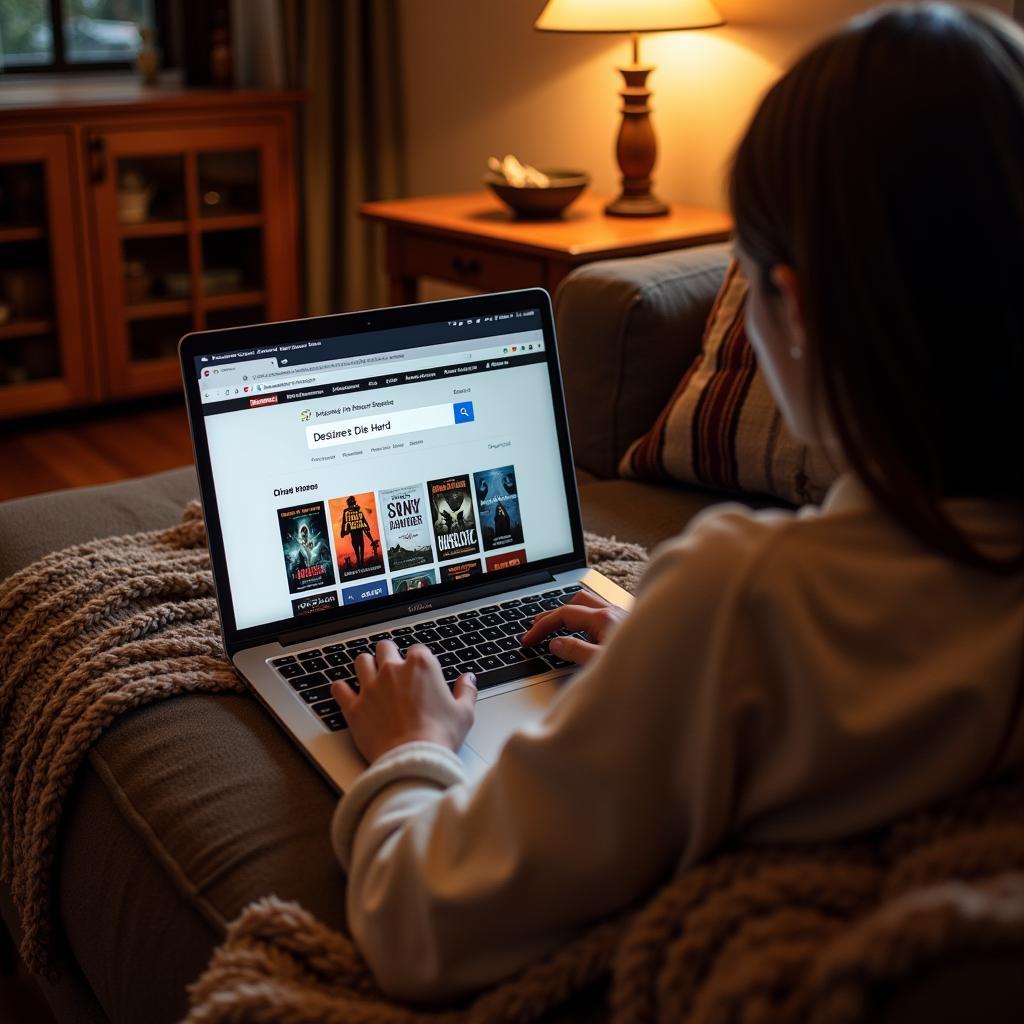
[0,396,194,502]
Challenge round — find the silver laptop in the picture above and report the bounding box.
[179,288,632,792]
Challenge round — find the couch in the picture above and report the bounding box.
[3,243,1019,1023]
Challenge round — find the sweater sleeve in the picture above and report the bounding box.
[330,503,782,1003]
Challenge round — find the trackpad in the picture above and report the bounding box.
[464,678,563,764]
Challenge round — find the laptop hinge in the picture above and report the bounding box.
[276,569,557,649]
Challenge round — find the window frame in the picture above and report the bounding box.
[1,0,173,75]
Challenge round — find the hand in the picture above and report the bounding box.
[331,640,477,763]
[521,590,628,666]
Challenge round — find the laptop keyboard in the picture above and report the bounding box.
[270,586,587,732]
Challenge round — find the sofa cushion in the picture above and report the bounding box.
[555,244,732,479]
[620,261,837,505]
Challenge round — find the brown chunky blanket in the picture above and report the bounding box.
[1,502,1023,1023]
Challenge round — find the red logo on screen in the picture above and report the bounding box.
[249,395,278,408]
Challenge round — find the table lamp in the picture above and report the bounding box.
[535,0,724,217]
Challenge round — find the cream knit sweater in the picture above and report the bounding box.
[332,475,1024,1003]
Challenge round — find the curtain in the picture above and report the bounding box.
[235,0,406,315]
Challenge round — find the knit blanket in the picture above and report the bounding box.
[2,503,1023,1022]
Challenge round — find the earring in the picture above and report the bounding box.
[790,346,803,361]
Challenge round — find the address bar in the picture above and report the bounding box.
[251,351,407,383]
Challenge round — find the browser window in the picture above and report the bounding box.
[195,311,575,630]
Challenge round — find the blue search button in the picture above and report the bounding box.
[453,401,475,424]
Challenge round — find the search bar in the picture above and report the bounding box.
[306,401,474,450]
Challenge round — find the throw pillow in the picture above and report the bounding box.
[619,261,837,506]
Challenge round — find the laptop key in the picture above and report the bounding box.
[426,641,446,656]
[456,660,482,674]
[298,648,323,661]
[311,698,341,718]
[370,631,393,642]
[456,610,480,619]
[348,646,371,660]
[479,613,503,627]
[322,712,347,732]
[460,645,481,661]
[499,650,527,666]
[301,657,328,672]
[500,622,524,637]
[499,609,524,623]
[392,626,414,636]
[478,655,502,671]
[474,657,551,691]
[412,628,440,643]
[562,586,583,594]
[437,615,458,624]
[443,667,460,683]
[323,643,346,653]
[290,671,328,691]
[272,656,297,666]
[520,603,543,618]
[437,624,460,639]
[325,652,351,667]
[277,663,307,679]
[301,683,334,704]
[459,629,484,645]
[539,598,561,611]
[479,605,500,614]
[438,652,461,667]
[500,599,524,609]
[345,637,369,648]
[496,636,520,652]
[481,626,504,641]
[478,641,500,656]
[394,636,416,651]
[415,619,437,629]
[545,654,575,669]
[441,637,465,652]
[458,618,484,633]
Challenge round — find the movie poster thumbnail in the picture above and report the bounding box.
[392,568,438,593]
[429,473,480,560]
[277,502,336,594]
[380,483,434,572]
[485,549,527,574]
[440,559,482,584]
[474,465,523,552]
[291,591,340,618]
[328,492,386,582]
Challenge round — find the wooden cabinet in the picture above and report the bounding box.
[0,82,302,417]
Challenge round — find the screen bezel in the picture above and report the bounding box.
[179,288,586,656]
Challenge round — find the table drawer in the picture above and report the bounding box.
[395,232,544,291]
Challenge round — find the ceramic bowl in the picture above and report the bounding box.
[484,169,590,219]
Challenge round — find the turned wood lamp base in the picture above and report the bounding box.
[606,35,669,218]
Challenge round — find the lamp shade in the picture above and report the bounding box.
[534,0,723,34]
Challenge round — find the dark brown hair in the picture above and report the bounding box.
[731,2,1024,574]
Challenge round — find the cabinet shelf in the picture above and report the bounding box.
[119,220,187,239]
[0,225,45,243]
[0,318,53,341]
[200,213,263,232]
[125,298,192,321]
[204,289,264,310]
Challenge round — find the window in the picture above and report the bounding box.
[0,0,166,72]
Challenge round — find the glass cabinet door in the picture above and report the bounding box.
[91,121,293,398]
[0,133,90,418]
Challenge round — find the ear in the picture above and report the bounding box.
[769,265,808,359]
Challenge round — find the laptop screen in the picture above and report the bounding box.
[189,303,577,633]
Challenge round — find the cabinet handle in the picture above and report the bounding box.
[87,136,107,185]
[452,256,482,277]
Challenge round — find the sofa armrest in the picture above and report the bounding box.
[554,242,731,479]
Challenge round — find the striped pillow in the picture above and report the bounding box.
[619,261,836,506]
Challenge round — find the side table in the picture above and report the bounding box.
[359,191,732,305]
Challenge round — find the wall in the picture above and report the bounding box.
[399,0,1015,210]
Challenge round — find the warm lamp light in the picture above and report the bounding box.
[535,0,725,217]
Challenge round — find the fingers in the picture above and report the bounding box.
[570,590,608,609]
[331,678,357,713]
[521,604,598,644]
[374,639,402,667]
[452,672,478,715]
[548,635,600,666]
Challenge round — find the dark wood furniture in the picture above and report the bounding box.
[359,191,732,306]
[0,81,302,418]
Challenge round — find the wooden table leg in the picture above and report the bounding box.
[389,275,418,307]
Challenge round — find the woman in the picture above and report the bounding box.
[330,3,1024,1003]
